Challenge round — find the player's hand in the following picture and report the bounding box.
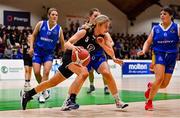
[97,37,105,45]
[72,46,82,52]
[112,57,123,65]
[137,50,145,56]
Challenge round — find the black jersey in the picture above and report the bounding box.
[75,27,103,55]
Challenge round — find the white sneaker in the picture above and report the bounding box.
[115,100,129,109]
[24,82,31,92]
[42,90,50,100]
[38,93,45,103]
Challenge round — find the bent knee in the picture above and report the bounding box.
[101,70,111,77]
[81,71,89,79]
[160,82,169,88]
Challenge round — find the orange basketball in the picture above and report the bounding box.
[71,47,90,66]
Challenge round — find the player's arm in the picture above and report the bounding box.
[59,28,65,52]
[21,43,24,53]
[105,32,114,47]
[64,29,86,52]
[137,32,153,56]
[178,24,180,37]
[28,21,42,56]
[97,37,123,65]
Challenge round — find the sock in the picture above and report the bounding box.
[28,88,37,97]
[25,80,30,82]
[90,83,94,86]
[104,85,108,88]
[69,93,77,103]
[113,93,120,102]
[147,100,152,103]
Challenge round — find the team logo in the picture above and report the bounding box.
[170,28,175,33]
[158,56,163,62]
[156,29,160,34]
[1,66,8,74]
[164,32,167,37]
[53,29,58,35]
[42,26,46,31]
[47,31,51,35]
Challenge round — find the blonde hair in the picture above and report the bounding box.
[93,14,110,26]
[82,15,110,29]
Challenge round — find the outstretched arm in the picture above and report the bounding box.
[59,28,65,52]
[97,36,123,65]
[137,32,153,56]
[28,21,42,56]
[64,29,86,52]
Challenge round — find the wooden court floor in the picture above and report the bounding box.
[0,77,180,117]
[0,100,179,117]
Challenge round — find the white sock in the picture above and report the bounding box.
[113,93,120,102]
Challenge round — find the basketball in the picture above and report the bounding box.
[71,47,90,66]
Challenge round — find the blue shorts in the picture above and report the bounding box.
[32,47,54,64]
[154,51,177,74]
[87,50,107,73]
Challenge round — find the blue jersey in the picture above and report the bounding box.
[152,22,179,53]
[35,20,61,52]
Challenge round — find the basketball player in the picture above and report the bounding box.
[137,6,180,111]
[28,8,65,103]
[21,15,128,110]
[84,8,114,94]
[22,35,32,92]
[62,14,128,111]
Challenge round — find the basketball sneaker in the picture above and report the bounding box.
[61,98,79,111]
[145,100,154,111]
[38,90,50,103]
[43,90,50,100]
[38,93,45,103]
[87,85,95,94]
[115,100,129,109]
[21,92,33,110]
[145,82,152,99]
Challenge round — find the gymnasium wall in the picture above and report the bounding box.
[128,0,180,35]
[0,0,180,34]
[0,0,127,33]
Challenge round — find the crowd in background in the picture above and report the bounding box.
[0,24,179,60]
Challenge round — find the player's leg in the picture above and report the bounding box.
[62,64,89,111]
[24,66,32,91]
[21,71,67,110]
[102,77,110,95]
[145,64,165,110]
[145,51,155,99]
[87,69,95,94]
[98,61,128,109]
[160,74,172,88]
[38,61,53,103]
[145,52,176,111]
[32,63,42,83]
[38,54,53,103]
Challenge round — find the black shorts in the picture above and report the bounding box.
[23,55,32,67]
[58,50,74,78]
